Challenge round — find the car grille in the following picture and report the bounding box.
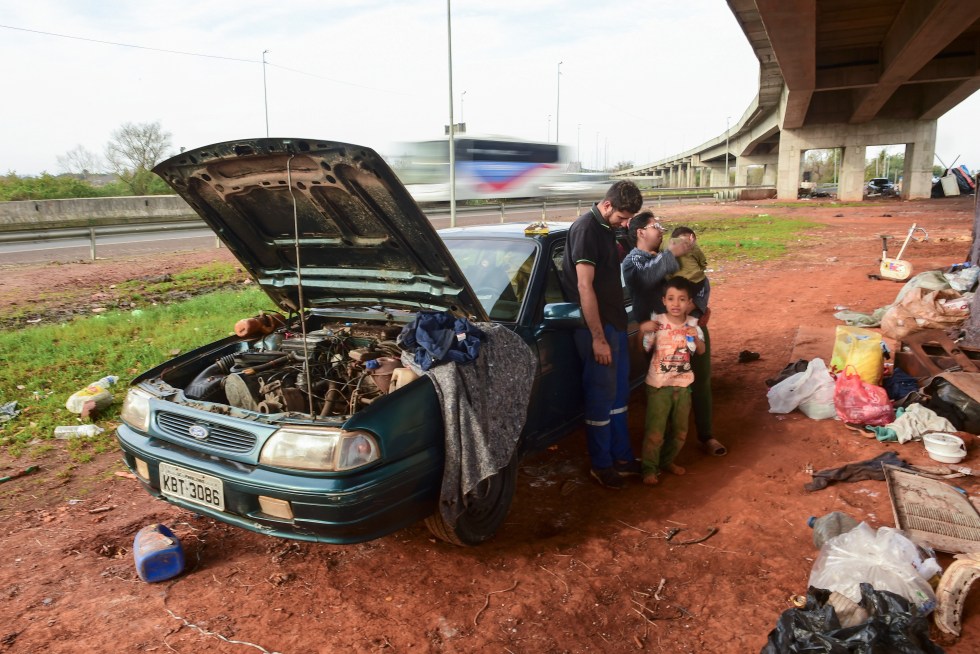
[157,412,257,453]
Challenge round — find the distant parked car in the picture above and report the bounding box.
[866,178,896,196]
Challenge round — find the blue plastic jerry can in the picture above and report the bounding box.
[133,523,185,582]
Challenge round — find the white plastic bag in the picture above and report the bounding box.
[767,358,836,419]
[808,522,940,613]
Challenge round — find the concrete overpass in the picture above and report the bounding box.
[621,0,980,201]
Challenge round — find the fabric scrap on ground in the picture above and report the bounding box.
[865,403,956,443]
[804,450,908,492]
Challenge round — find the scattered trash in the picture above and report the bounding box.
[761,584,944,654]
[114,471,138,480]
[0,465,39,484]
[65,376,118,414]
[884,464,980,553]
[133,523,185,583]
[830,326,883,384]
[767,358,836,420]
[0,401,20,425]
[808,511,859,549]
[934,552,980,637]
[737,350,760,363]
[88,505,115,514]
[804,451,907,492]
[53,424,105,439]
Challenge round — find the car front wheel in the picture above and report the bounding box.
[424,454,518,546]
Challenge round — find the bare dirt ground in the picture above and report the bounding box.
[1,196,979,654]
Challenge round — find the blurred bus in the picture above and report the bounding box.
[390,136,576,202]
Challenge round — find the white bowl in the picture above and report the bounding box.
[926,450,966,464]
[922,432,967,456]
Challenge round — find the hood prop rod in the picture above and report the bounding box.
[286,152,317,420]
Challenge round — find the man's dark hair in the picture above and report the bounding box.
[627,210,657,246]
[604,180,643,213]
[663,276,694,298]
[671,226,695,239]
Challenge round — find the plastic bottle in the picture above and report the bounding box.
[53,424,105,439]
[808,511,860,549]
[133,523,185,582]
[65,376,118,414]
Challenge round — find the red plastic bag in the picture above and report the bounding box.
[834,365,895,425]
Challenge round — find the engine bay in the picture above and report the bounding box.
[177,313,417,419]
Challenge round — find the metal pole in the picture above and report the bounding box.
[446,0,456,228]
[556,61,562,143]
[461,90,466,123]
[499,204,505,223]
[89,227,96,261]
[262,50,270,137]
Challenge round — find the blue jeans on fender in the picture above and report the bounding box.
[574,325,634,470]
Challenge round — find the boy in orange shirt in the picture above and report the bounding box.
[638,277,705,485]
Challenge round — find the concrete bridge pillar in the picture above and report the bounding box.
[737,155,779,186]
[838,145,868,202]
[776,119,937,201]
[902,134,937,200]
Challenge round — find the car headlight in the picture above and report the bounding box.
[120,388,152,432]
[259,428,380,471]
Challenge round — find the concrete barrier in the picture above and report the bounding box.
[0,195,199,232]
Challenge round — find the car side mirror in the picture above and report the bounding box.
[543,303,584,329]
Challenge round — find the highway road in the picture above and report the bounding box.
[1,195,714,266]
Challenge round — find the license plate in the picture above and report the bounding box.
[159,462,225,511]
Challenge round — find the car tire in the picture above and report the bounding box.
[424,453,518,546]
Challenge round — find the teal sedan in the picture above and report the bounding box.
[116,138,644,546]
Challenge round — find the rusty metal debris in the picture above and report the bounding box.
[934,552,980,637]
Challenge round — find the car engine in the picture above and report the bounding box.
[180,316,415,418]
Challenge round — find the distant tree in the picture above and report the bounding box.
[105,121,173,195]
[612,161,634,172]
[57,145,103,177]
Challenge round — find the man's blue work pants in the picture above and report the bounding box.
[574,325,633,470]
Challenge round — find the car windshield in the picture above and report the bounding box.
[442,238,537,322]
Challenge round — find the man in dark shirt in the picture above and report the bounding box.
[561,180,644,489]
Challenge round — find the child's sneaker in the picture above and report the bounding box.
[590,467,625,489]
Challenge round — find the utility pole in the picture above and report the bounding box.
[262,50,270,137]
[446,0,456,227]
[556,61,562,143]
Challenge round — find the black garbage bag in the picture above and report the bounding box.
[922,375,980,433]
[761,584,944,654]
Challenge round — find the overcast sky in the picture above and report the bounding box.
[2,0,978,176]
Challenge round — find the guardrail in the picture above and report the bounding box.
[0,190,742,260]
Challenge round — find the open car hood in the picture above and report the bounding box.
[153,138,487,320]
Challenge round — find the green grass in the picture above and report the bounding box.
[0,214,818,459]
[115,261,244,294]
[0,286,269,459]
[683,214,824,261]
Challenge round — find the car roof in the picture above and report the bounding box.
[439,221,572,240]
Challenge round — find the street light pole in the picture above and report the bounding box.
[460,90,467,124]
[556,61,562,143]
[262,50,270,137]
[446,0,456,227]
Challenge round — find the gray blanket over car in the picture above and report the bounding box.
[401,322,537,531]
